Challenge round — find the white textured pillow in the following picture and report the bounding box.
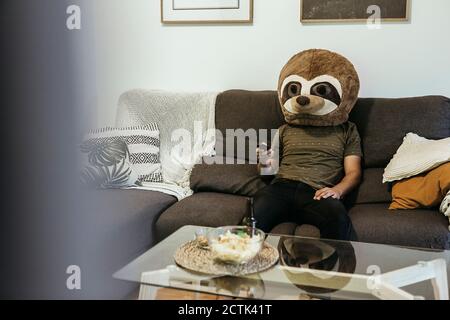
[383,133,450,183]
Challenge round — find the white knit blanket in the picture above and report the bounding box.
[116,89,218,200]
[440,191,450,231]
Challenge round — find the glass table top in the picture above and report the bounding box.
[114,225,450,300]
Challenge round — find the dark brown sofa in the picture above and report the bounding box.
[156,91,450,250]
[89,90,449,299]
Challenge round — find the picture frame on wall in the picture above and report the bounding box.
[301,0,410,23]
[161,0,254,24]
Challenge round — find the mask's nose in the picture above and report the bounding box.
[296,96,310,106]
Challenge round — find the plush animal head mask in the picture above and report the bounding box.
[278,49,360,126]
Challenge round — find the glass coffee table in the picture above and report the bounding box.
[114,225,450,300]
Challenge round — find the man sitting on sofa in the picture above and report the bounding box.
[254,49,362,241]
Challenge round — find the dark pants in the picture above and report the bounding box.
[253,179,356,241]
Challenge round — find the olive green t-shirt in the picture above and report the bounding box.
[274,122,362,190]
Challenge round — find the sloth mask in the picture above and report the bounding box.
[278,49,360,127]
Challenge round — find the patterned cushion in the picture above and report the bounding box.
[80,138,139,188]
[82,124,163,184]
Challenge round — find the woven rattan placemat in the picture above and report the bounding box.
[174,240,279,276]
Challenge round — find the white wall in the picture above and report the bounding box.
[93,0,450,126]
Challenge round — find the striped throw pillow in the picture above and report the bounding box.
[85,124,163,183]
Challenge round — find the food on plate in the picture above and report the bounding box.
[209,229,263,264]
[196,235,209,248]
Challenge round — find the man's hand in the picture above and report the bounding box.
[314,155,362,201]
[314,187,342,200]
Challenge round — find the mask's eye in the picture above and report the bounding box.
[310,82,341,106]
[283,82,302,101]
[311,82,332,97]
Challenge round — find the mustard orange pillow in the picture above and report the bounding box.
[389,162,450,210]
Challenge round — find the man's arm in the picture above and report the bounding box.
[314,155,362,200]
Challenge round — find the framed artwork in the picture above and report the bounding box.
[161,0,254,24]
[301,0,410,23]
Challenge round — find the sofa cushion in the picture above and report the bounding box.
[271,204,449,250]
[155,193,249,241]
[215,90,285,161]
[216,90,285,138]
[349,96,450,168]
[349,204,450,249]
[348,168,392,205]
[190,163,270,196]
